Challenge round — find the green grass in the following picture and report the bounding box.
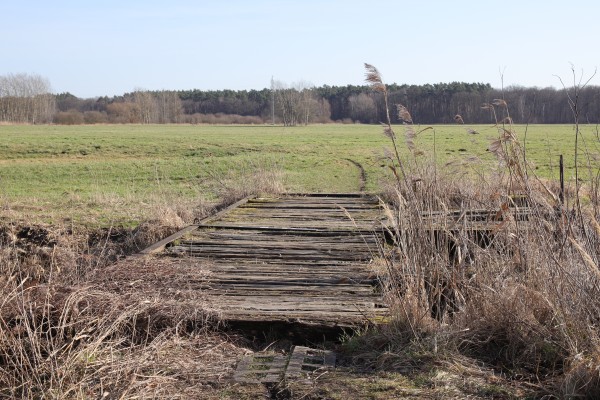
[0,123,597,226]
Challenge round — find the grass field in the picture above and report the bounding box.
[0,123,596,226]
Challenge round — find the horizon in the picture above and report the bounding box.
[1,1,599,98]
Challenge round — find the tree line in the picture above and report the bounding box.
[2,73,600,125]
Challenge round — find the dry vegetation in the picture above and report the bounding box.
[0,214,223,398]
[2,69,600,398]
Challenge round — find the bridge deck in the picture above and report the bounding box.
[140,193,389,327]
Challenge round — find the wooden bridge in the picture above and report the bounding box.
[140,193,389,328]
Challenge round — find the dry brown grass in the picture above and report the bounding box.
[0,220,250,398]
[207,158,285,207]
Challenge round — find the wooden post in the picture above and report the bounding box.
[559,154,565,205]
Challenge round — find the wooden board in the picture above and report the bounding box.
[233,345,336,384]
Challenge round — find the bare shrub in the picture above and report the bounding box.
[83,110,108,124]
[184,112,264,125]
[106,102,141,124]
[53,110,84,125]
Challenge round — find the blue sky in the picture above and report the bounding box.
[1,0,598,98]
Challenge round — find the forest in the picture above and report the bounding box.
[2,73,600,125]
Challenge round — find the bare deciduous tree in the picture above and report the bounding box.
[273,80,326,126]
[156,91,183,123]
[133,89,158,124]
[132,89,183,124]
[348,93,377,123]
[0,73,55,123]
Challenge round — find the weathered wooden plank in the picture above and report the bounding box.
[213,297,380,307]
[219,310,385,319]
[238,206,380,213]
[209,221,380,231]
[193,228,380,237]
[137,225,201,256]
[281,192,371,196]
[224,207,380,215]
[189,224,382,234]
[172,241,374,251]
[171,248,374,260]
[171,247,372,256]
[244,204,379,210]
[204,276,378,285]
[219,215,379,224]
[198,286,376,295]
[206,294,384,302]
[204,258,372,266]
[216,304,379,312]
[197,286,376,296]
[186,236,378,247]
[169,250,371,262]
[200,260,374,268]
[176,239,375,251]
[189,233,378,243]
[248,196,377,202]
[205,268,376,276]
[179,262,376,276]
[211,305,384,314]
[216,212,380,220]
